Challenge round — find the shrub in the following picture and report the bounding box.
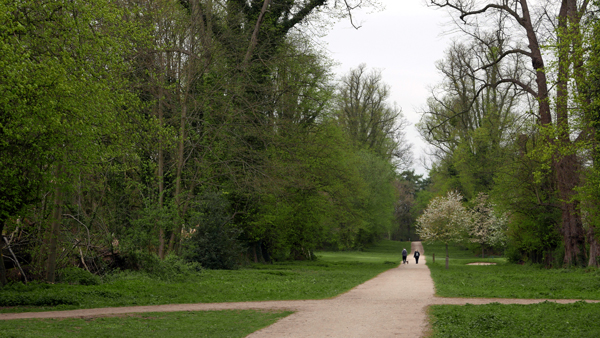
[160,254,202,278]
[505,245,523,264]
[58,267,101,285]
[113,251,201,281]
[118,250,163,273]
[0,283,79,307]
[182,192,244,270]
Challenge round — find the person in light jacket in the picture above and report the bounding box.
[402,248,408,264]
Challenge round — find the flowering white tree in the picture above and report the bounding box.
[468,193,508,258]
[416,191,470,269]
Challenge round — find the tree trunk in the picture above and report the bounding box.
[555,0,586,266]
[158,85,166,260]
[168,86,188,254]
[557,155,585,266]
[519,0,552,126]
[445,243,449,270]
[588,227,600,267]
[253,245,258,263]
[0,218,6,286]
[46,168,63,283]
[243,0,271,66]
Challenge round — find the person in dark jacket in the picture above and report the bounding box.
[414,250,421,264]
[402,248,408,264]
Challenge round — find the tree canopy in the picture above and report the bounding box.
[0,0,410,285]
[419,0,600,267]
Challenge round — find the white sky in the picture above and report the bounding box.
[321,0,454,177]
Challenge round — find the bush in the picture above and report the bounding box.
[118,250,163,273]
[58,267,101,285]
[0,283,79,306]
[113,251,202,281]
[182,192,244,270]
[121,201,181,255]
[0,293,79,307]
[161,254,202,278]
[551,244,565,268]
[505,245,523,264]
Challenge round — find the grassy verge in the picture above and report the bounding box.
[0,310,292,338]
[423,242,600,299]
[423,242,600,337]
[0,240,407,313]
[428,301,600,338]
[317,240,408,264]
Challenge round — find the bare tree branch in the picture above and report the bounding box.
[478,48,532,70]
[244,0,271,66]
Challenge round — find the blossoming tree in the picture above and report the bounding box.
[469,193,508,258]
[416,191,470,269]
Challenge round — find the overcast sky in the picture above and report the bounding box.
[321,1,454,176]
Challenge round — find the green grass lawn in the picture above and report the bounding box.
[0,240,407,314]
[423,242,600,299]
[428,301,600,338]
[0,310,292,338]
[423,242,600,337]
[0,240,406,337]
[318,240,407,263]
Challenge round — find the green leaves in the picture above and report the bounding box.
[335,64,411,168]
[0,0,142,215]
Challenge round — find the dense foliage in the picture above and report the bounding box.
[418,0,600,267]
[0,0,413,284]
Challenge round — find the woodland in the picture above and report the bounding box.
[2,0,600,287]
[0,0,425,285]
[416,0,600,269]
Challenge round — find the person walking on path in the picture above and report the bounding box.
[414,250,420,264]
[402,248,408,264]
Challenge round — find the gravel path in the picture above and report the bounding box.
[1,242,597,337]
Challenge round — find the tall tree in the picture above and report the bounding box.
[575,4,600,266]
[336,64,412,169]
[430,0,593,265]
[0,0,142,283]
[417,191,470,269]
[418,37,529,199]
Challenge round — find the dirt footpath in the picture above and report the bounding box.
[245,242,434,337]
[1,242,595,337]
